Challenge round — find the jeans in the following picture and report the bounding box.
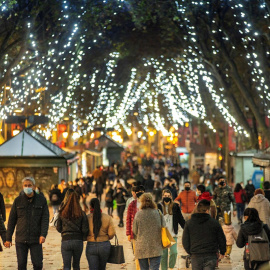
[161,237,178,270]
[191,255,217,270]
[52,205,60,214]
[15,242,43,270]
[117,205,125,224]
[86,241,111,270]
[61,240,83,270]
[139,256,161,270]
[236,203,245,221]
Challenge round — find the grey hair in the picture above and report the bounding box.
[22,177,35,185]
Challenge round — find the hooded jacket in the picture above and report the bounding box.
[222,224,237,245]
[248,194,270,227]
[182,213,226,256]
[236,221,270,249]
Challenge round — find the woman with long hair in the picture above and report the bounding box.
[56,190,89,270]
[234,183,247,224]
[236,208,270,269]
[158,189,185,270]
[133,193,165,270]
[86,198,116,270]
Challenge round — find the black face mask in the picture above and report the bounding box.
[163,197,172,203]
[219,181,225,186]
[185,187,190,191]
[136,192,143,198]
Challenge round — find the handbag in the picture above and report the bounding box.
[158,210,176,249]
[49,212,59,228]
[107,235,125,264]
[241,191,247,203]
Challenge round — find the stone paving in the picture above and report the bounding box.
[0,195,246,270]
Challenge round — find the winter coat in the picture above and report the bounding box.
[6,192,49,243]
[133,208,165,259]
[234,189,247,204]
[105,189,114,208]
[222,224,237,245]
[126,200,138,239]
[248,194,270,227]
[56,212,89,241]
[0,214,6,242]
[153,187,162,203]
[113,188,127,206]
[49,188,62,206]
[213,185,236,213]
[264,190,270,202]
[0,192,6,222]
[245,184,255,201]
[175,190,197,213]
[182,213,226,256]
[236,221,270,261]
[157,202,185,235]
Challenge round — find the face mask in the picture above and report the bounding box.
[24,187,33,195]
[35,189,39,194]
[163,197,171,203]
[219,181,225,186]
[185,187,190,191]
[136,192,143,198]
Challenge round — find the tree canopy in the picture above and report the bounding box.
[0,0,269,148]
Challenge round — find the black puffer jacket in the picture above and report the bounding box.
[6,192,49,243]
[0,192,6,222]
[236,221,270,248]
[0,214,6,242]
[182,213,226,256]
[158,202,185,235]
[56,212,89,241]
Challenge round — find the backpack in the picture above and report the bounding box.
[51,194,58,201]
[105,192,113,203]
[246,228,270,264]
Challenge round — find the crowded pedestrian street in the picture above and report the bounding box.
[0,193,247,270]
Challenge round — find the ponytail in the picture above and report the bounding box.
[90,198,102,240]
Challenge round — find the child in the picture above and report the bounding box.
[222,211,237,258]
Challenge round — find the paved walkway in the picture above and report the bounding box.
[0,195,246,269]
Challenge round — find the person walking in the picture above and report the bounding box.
[105,184,114,216]
[158,189,185,270]
[0,190,6,222]
[236,207,270,270]
[5,177,49,270]
[263,181,270,202]
[78,178,89,213]
[113,181,128,227]
[95,176,104,202]
[126,185,145,270]
[234,183,247,224]
[0,213,6,249]
[174,181,197,220]
[86,198,116,270]
[213,177,236,220]
[49,184,62,214]
[248,188,270,227]
[133,193,165,270]
[245,180,256,203]
[56,190,89,270]
[182,199,226,270]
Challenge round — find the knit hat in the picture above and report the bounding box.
[200,192,213,201]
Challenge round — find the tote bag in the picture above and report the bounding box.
[107,235,125,264]
[158,210,176,249]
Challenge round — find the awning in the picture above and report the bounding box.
[85,150,102,157]
[252,157,270,167]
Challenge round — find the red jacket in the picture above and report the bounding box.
[126,200,138,239]
[234,189,247,204]
[175,190,197,213]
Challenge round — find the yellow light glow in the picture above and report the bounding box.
[137,131,143,138]
[175,132,178,137]
[90,133,95,139]
[72,132,80,140]
[149,131,154,137]
[62,131,68,139]
[185,122,189,128]
[12,129,20,136]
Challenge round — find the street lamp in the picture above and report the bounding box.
[62,132,68,139]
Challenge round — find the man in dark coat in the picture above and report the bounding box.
[0,191,6,222]
[182,199,226,270]
[5,176,49,270]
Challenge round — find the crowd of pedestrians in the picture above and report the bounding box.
[1,152,270,270]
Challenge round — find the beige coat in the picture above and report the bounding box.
[248,194,270,227]
[87,213,115,242]
[222,224,237,245]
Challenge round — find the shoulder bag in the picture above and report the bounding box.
[107,235,125,264]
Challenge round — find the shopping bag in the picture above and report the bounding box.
[159,210,176,248]
[107,235,125,264]
[49,212,59,228]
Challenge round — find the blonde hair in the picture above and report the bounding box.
[140,193,157,210]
